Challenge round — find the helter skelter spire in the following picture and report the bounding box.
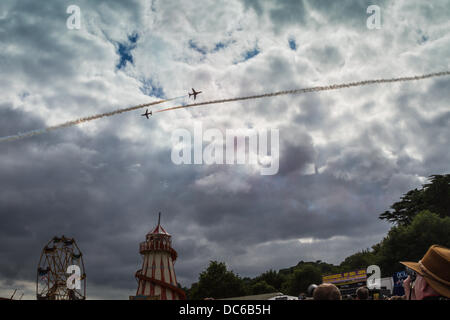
[132,212,185,300]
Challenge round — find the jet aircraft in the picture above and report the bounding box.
[141,109,152,119]
[188,88,202,100]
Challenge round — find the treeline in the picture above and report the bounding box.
[184,175,450,299]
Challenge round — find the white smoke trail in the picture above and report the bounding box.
[0,97,182,143]
[155,71,450,113]
[1,71,449,143]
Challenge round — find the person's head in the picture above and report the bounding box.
[313,283,342,300]
[307,284,318,297]
[400,245,450,300]
[356,287,369,300]
[403,273,442,300]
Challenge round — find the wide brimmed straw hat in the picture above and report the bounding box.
[400,245,450,298]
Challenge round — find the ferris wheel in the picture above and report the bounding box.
[36,236,86,300]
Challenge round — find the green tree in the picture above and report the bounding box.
[340,249,378,271]
[283,265,322,296]
[376,210,450,276]
[379,174,450,226]
[254,269,285,290]
[248,280,276,295]
[186,282,199,300]
[188,261,247,299]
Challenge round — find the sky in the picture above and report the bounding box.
[0,0,449,299]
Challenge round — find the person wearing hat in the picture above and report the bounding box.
[400,244,450,300]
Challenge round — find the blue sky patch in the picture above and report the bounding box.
[419,34,429,44]
[116,33,139,70]
[188,40,235,56]
[19,91,30,100]
[213,42,226,52]
[150,0,157,12]
[289,38,297,50]
[188,40,207,55]
[140,78,165,99]
[243,47,260,61]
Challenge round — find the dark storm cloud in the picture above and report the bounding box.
[0,1,79,84]
[278,137,315,176]
[293,93,335,130]
[400,1,450,24]
[241,0,264,16]
[269,0,307,29]
[306,45,345,71]
[423,77,450,105]
[0,107,197,292]
[391,79,450,175]
[242,0,307,28]
[164,159,391,252]
[242,0,388,30]
[0,104,45,137]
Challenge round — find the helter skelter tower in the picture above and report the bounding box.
[134,213,185,300]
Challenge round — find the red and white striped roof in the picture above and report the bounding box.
[150,223,170,235]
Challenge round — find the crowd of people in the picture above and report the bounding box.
[306,245,449,300]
